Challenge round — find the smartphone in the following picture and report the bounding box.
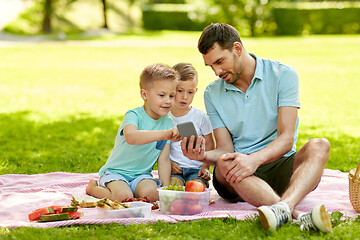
[177,121,198,149]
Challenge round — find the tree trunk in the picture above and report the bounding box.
[102,0,108,29]
[42,0,52,33]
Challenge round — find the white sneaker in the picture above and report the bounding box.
[293,205,332,233]
[258,203,292,231]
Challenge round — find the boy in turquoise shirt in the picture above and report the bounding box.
[86,63,180,202]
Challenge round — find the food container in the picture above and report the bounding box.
[157,187,210,215]
[97,202,152,219]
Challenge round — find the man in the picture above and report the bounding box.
[181,23,332,232]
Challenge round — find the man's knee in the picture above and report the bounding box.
[308,138,331,155]
[216,156,232,177]
[301,138,330,166]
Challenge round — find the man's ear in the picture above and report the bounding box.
[140,89,147,101]
[233,42,243,56]
[195,87,198,93]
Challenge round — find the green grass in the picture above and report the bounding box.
[1,32,360,238]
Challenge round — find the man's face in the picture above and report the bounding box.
[202,42,242,85]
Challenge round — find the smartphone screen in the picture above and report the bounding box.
[177,121,198,149]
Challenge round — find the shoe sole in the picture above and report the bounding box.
[312,205,333,233]
[258,206,274,231]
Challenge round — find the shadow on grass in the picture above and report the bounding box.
[1,112,359,175]
[0,111,123,175]
[298,125,360,172]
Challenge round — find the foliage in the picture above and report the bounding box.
[4,0,142,35]
[142,3,207,30]
[272,3,360,35]
[3,1,44,35]
[195,0,273,36]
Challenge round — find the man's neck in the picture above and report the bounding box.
[233,53,256,93]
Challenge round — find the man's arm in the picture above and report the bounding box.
[157,144,171,186]
[251,106,297,164]
[123,124,180,145]
[224,106,298,183]
[181,126,234,166]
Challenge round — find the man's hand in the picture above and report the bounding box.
[220,152,259,184]
[181,136,206,162]
[170,161,182,174]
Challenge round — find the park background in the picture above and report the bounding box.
[0,0,360,239]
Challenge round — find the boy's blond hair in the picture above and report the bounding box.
[173,63,198,86]
[140,63,179,89]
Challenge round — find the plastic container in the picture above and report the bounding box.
[157,187,210,215]
[97,202,152,219]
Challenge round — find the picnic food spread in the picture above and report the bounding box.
[28,182,210,222]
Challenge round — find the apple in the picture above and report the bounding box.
[186,202,203,215]
[170,199,186,215]
[185,180,205,192]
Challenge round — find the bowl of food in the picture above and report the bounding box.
[97,200,152,219]
[158,182,210,215]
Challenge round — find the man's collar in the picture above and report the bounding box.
[250,53,263,82]
[223,53,263,92]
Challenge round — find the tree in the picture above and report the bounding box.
[101,0,109,29]
[40,0,78,33]
[198,0,271,37]
[42,0,52,32]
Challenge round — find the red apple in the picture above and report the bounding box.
[170,199,185,215]
[186,202,203,215]
[185,180,205,192]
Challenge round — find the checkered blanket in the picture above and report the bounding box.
[0,169,357,228]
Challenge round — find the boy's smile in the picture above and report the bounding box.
[142,79,177,120]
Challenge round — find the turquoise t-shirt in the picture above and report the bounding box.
[99,106,173,180]
[204,54,300,157]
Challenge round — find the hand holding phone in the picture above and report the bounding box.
[176,121,198,149]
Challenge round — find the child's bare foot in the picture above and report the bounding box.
[86,179,98,195]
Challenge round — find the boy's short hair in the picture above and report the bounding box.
[198,23,242,55]
[140,63,179,89]
[173,63,198,85]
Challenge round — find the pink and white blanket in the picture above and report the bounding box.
[0,169,358,229]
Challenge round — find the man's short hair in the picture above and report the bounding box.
[198,23,242,54]
[140,63,179,89]
[173,62,198,85]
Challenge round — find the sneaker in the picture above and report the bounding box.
[258,203,292,231]
[293,205,332,233]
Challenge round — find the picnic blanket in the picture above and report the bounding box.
[0,169,358,229]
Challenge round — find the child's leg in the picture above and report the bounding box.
[170,176,185,186]
[184,168,209,188]
[107,180,133,202]
[134,179,159,202]
[86,179,133,202]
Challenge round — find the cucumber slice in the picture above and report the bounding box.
[60,207,78,212]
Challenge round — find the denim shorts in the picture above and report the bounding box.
[213,152,296,202]
[99,170,161,195]
[171,168,209,187]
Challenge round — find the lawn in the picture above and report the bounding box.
[0,32,360,239]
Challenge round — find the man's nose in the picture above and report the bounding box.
[212,66,222,76]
